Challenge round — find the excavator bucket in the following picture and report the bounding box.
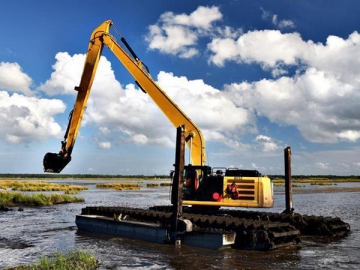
[43,152,71,173]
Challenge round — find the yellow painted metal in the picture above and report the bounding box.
[184,176,274,208]
[61,20,274,208]
[65,20,206,166]
[65,21,111,156]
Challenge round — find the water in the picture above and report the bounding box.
[0,180,359,269]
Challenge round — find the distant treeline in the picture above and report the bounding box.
[269,175,360,180]
[0,174,170,179]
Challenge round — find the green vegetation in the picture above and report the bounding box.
[160,182,171,186]
[273,183,305,188]
[0,191,84,206]
[146,183,159,187]
[273,183,283,187]
[0,180,88,194]
[271,175,360,183]
[96,182,141,190]
[310,182,337,186]
[292,184,306,188]
[5,249,98,270]
[272,177,358,185]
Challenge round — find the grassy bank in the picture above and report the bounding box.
[5,249,98,270]
[272,177,360,184]
[0,180,88,194]
[272,177,360,188]
[0,191,84,206]
[96,182,141,190]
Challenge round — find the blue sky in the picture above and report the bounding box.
[1,0,360,175]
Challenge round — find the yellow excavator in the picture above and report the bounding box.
[43,20,273,208]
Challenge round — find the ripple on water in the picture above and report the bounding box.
[0,184,359,269]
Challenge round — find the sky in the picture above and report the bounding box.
[1,0,360,176]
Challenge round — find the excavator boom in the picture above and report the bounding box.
[43,20,274,209]
[43,20,206,173]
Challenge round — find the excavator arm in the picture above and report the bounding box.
[43,20,206,173]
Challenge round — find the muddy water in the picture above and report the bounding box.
[0,180,359,269]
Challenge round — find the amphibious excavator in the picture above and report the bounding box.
[43,20,273,209]
[43,20,351,251]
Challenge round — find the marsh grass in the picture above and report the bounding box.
[273,183,305,188]
[146,183,159,188]
[96,183,141,190]
[273,183,284,187]
[0,180,88,194]
[5,249,98,270]
[160,182,171,186]
[0,191,84,206]
[272,177,358,185]
[310,182,337,186]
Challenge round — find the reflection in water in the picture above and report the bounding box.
[0,181,359,269]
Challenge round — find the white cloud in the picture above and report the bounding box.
[207,28,360,82]
[294,148,360,175]
[208,30,306,68]
[156,71,257,135]
[39,52,121,97]
[0,62,33,95]
[261,8,295,30]
[147,24,199,58]
[38,52,83,95]
[169,6,222,30]
[224,65,360,143]
[98,141,111,149]
[272,15,295,29]
[207,28,360,143]
[278,19,295,29]
[146,6,222,58]
[353,162,360,167]
[40,53,257,150]
[315,162,330,170]
[99,127,111,135]
[0,91,65,144]
[254,135,280,152]
[132,134,148,145]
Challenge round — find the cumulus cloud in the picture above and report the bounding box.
[207,28,360,81]
[38,53,85,95]
[254,135,280,152]
[224,65,360,143]
[40,53,256,149]
[0,61,66,144]
[205,25,360,143]
[0,91,65,144]
[146,6,223,58]
[39,52,121,97]
[208,30,306,68]
[0,62,33,95]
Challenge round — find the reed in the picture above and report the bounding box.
[273,183,284,187]
[146,183,159,188]
[272,177,360,184]
[310,182,337,186]
[160,182,171,186]
[96,183,141,190]
[0,180,88,193]
[0,191,84,206]
[5,249,98,270]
